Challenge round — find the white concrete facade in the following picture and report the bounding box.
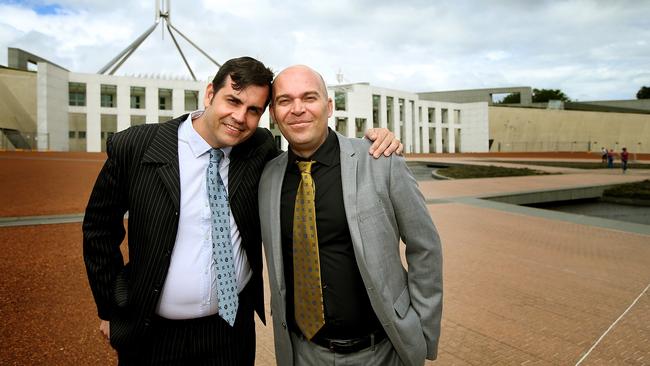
[323,83,489,153]
[37,62,69,150]
[37,63,206,152]
[36,66,488,153]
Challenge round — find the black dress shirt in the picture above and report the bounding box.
[280,129,382,340]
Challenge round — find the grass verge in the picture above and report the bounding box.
[436,165,552,179]
[603,180,650,200]
[484,160,631,169]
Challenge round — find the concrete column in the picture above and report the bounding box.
[448,107,456,154]
[117,84,130,131]
[36,62,69,151]
[172,87,184,117]
[391,97,400,140]
[435,108,443,154]
[346,116,355,138]
[258,110,270,129]
[327,115,336,131]
[197,86,206,110]
[379,94,387,129]
[412,105,418,153]
[86,81,101,152]
[145,86,158,123]
[421,106,430,153]
[404,100,413,153]
[281,135,289,151]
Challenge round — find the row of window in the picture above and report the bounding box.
[69,131,86,138]
[335,92,461,128]
[69,131,116,139]
[68,82,199,110]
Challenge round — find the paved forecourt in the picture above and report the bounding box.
[1,152,649,365]
[417,169,650,365]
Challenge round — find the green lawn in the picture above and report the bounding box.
[484,160,627,169]
[603,180,650,200]
[436,165,552,179]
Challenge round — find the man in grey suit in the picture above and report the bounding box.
[259,65,443,365]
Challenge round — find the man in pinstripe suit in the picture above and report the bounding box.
[83,56,401,365]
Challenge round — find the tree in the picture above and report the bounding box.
[499,93,521,104]
[637,86,650,99]
[532,88,570,103]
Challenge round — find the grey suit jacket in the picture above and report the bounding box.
[259,132,443,366]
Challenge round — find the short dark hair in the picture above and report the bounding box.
[211,56,274,107]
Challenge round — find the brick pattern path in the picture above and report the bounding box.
[1,152,648,365]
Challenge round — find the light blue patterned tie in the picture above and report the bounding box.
[207,148,238,326]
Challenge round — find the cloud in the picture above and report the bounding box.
[0,0,648,100]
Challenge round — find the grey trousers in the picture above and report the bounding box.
[290,332,405,366]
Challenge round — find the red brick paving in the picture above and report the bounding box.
[0,223,116,365]
[0,152,105,217]
[1,151,649,366]
[425,204,650,366]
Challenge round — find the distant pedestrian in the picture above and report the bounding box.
[607,149,615,168]
[601,147,607,163]
[621,147,629,173]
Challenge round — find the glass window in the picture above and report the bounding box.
[372,95,381,128]
[68,113,87,151]
[101,114,117,152]
[335,117,347,134]
[130,115,146,126]
[130,86,145,109]
[101,94,114,108]
[69,82,86,106]
[355,118,366,138]
[100,84,117,108]
[159,88,172,110]
[334,90,346,111]
[185,90,199,111]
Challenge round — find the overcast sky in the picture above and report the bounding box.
[1,0,649,101]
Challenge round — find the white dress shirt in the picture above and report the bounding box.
[156,111,252,319]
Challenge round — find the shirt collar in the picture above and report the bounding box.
[180,110,232,159]
[287,128,338,167]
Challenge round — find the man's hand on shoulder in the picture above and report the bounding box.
[364,128,404,158]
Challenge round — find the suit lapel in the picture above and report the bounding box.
[336,133,365,259]
[142,119,182,212]
[270,152,289,294]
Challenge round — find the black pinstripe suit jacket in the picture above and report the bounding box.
[82,114,279,350]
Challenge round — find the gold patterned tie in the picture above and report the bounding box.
[293,161,325,340]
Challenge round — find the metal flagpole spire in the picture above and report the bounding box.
[97,0,221,80]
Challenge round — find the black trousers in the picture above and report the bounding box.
[117,284,256,366]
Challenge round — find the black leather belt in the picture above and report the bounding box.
[309,329,387,354]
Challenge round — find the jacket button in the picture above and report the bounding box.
[281,322,287,329]
[144,319,151,327]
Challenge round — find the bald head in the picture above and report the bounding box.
[272,65,328,104]
[269,64,333,158]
